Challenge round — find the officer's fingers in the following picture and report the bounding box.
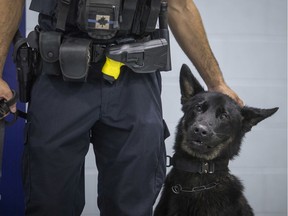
[5,90,17,113]
[231,94,244,107]
[2,92,17,114]
[209,84,244,107]
[9,103,17,113]
[0,79,17,113]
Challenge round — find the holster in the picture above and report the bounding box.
[13,29,39,103]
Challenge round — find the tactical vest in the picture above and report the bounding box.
[30,0,161,39]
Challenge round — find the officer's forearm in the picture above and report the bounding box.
[167,0,226,89]
[0,0,25,77]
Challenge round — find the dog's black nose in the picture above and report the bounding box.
[193,125,209,137]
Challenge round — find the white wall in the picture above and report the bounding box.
[26,0,287,215]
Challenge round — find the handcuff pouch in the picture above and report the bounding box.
[59,37,92,82]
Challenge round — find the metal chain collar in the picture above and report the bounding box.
[171,182,220,194]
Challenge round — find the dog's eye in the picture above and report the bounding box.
[194,105,202,112]
[219,112,229,120]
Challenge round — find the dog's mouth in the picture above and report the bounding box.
[190,136,228,151]
[191,140,214,149]
[192,140,205,146]
[182,135,232,160]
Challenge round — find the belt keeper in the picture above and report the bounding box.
[91,44,105,63]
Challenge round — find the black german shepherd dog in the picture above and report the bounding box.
[154,64,278,216]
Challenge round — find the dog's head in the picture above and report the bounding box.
[175,64,278,161]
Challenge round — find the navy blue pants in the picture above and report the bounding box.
[23,67,167,216]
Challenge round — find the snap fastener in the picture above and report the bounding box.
[48,51,54,58]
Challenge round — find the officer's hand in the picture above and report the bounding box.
[0,78,17,113]
[209,84,244,107]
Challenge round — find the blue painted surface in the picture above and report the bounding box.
[0,14,26,216]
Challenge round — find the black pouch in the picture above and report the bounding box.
[77,0,122,40]
[59,37,92,82]
[39,31,62,76]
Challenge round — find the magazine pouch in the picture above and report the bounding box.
[77,0,121,40]
[39,31,62,76]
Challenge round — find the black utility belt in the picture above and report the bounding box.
[39,31,171,82]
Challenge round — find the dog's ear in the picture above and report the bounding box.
[180,64,204,104]
[241,106,278,132]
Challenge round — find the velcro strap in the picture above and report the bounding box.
[131,0,146,34]
[131,0,160,35]
[145,0,161,33]
[56,0,71,31]
[120,0,138,33]
[91,44,105,63]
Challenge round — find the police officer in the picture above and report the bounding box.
[0,0,243,216]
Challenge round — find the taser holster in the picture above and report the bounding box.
[103,1,171,75]
[105,38,169,73]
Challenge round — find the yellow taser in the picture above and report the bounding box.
[102,57,124,82]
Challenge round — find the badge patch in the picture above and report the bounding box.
[95,15,110,30]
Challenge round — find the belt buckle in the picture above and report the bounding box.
[199,162,215,174]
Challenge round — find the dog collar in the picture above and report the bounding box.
[167,154,229,174]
